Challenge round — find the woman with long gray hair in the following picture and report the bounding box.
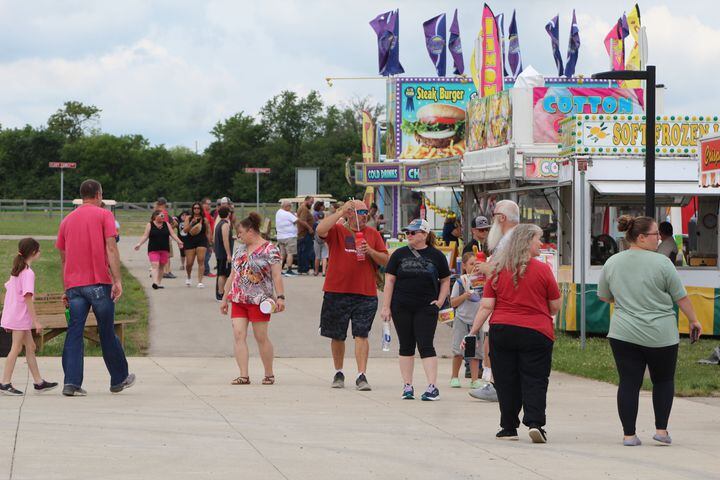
[466,224,561,443]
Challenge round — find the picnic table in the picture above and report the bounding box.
[1,292,136,351]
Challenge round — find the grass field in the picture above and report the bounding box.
[552,333,720,397]
[0,210,151,237]
[0,239,149,356]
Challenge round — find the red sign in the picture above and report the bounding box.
[49,162,77,169]
[244,168,271,173]
[699,135,720,187]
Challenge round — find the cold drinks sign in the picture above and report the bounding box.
[357,163,420,185]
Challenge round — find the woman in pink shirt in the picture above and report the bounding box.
[1,238,58,395]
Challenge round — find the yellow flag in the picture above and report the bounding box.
[623,4,642,88]
[470,28,482,92]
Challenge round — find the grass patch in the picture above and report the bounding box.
[0,210,151,237]
[553,332,720,397]
[0,239,148,356]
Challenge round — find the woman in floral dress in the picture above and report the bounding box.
[221,213,286,385]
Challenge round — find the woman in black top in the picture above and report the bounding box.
[214,206,235,301]
[183,201,213,288]
[381,219,451,401]
[135,210,184,289]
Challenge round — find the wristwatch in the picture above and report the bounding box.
[277,295,286,300]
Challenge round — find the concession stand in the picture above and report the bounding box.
[557,114,720,336]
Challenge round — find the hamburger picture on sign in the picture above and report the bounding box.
[395,77,476,160]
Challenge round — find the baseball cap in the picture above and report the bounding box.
[220,197,231,204]
[472,215,491,230]
[403,218,431,233]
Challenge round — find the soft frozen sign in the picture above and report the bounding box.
[533,87,644,143]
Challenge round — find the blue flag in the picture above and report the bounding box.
[370,10,405,76]
[507,9,523,78]
[545,14,564,76]
[423,14,447,77]
[565,9,581,77]
[449,9,464,75]
[495,13,508,78]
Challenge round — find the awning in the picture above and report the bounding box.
[590,181,720,196]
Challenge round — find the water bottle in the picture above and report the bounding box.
[64,308,70,324]
[381,322,391,352]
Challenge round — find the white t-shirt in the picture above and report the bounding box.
[275,209,298,240]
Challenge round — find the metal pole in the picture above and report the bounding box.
[645,65,656,217]
[60,168,64,219]
[256,171,260,211]
[579,167,586,350]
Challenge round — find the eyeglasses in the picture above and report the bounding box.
[644,231,660,237]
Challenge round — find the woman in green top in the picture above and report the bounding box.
[598,215,702,447]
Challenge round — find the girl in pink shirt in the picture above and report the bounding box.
[1,238,58,396]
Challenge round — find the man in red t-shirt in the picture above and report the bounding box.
[202,197,217,278]
[56,179,134,396]
[316,200,389,391]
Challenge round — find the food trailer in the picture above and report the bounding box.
[557,114,720,336]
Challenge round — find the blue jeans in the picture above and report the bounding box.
[297,234,315,273]
[63,284,129,388]
[205,246,213,275]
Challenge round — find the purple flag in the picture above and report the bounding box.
[449,9,464,75]
[508,9,523,78]
[370,10,404,76]
[565,9,581,77]
[495,13,508,77]
[423,14,447,77]
[545,14,564,76]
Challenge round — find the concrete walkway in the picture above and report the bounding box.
[1,357,718,480]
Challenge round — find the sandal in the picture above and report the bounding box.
[231,376,250,385]
[262,375,275,385]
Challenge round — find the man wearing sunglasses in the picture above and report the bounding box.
[316,199,389,391]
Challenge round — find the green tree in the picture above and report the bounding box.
[47,101,101,141]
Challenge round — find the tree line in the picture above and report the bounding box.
[0,93,383,203]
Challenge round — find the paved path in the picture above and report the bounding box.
[117,236,453,358]
[1,357,718,480]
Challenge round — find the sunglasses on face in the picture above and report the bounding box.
[355,210,369,216]
[406,230,423,236]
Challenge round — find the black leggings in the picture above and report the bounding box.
[609,338,678,436]
[391,303,438,358]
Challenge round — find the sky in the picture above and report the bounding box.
[0,0,717,150]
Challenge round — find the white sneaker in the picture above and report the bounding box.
[185,278,191,287]
[197,283,205,288]
[482,368,493,383]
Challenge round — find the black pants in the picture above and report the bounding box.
[391,303,438,358]
[609,338,678,436]
[489,324,553,429]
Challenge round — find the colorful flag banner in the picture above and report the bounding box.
[423,14,447,77]
[565,10,581,77]
[370,10,405,76]
[470,32,481,91]
[495,13,508,77]
[480,4,503,97]
[623,4,642,87]
[546,15,564,76]
[604,18,625,71]
[361,110,376,162]
[449,9,464,75]
[507,10,523,78]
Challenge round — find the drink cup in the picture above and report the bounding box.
[355,231,366,261]
[438,307,455,324]
[259,298,277,314]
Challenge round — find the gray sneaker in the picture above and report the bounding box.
[331,371,345,389]
[469,383,498,402]
[110,373,136,393]
[62,385,87,397]
[355,373,372,391]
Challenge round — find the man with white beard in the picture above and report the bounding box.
[469,200,520,402]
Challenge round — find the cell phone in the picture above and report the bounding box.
[464,335,477,358]
[690,326,700,344]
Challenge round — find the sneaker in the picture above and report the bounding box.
[402,384,415,400]
[355,373,372,391]
[197,283,205,289]
[469,383,498,402]
[496,428,519,441]
[33,380,58,392]
[528,426,548,444]
[482,367,493,383]
[331,371,345,389]
[652,433,672,445]
[284,270,298,276]
[206,273,217,278]
[470,379,484,389]
[216,292,224,301]
[185,278,191,287]
[163,272,177,279]
[421,385,440,401]
[623,435,642,446]
[62,385,87,397]
[152,283,165,290]
[0,383,23,396]
[449,377,461,388]
[110,373,136,394]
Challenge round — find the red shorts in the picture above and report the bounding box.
[231,302,271,322]
[148,251,170,265]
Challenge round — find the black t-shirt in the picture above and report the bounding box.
[386,246,451,307]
